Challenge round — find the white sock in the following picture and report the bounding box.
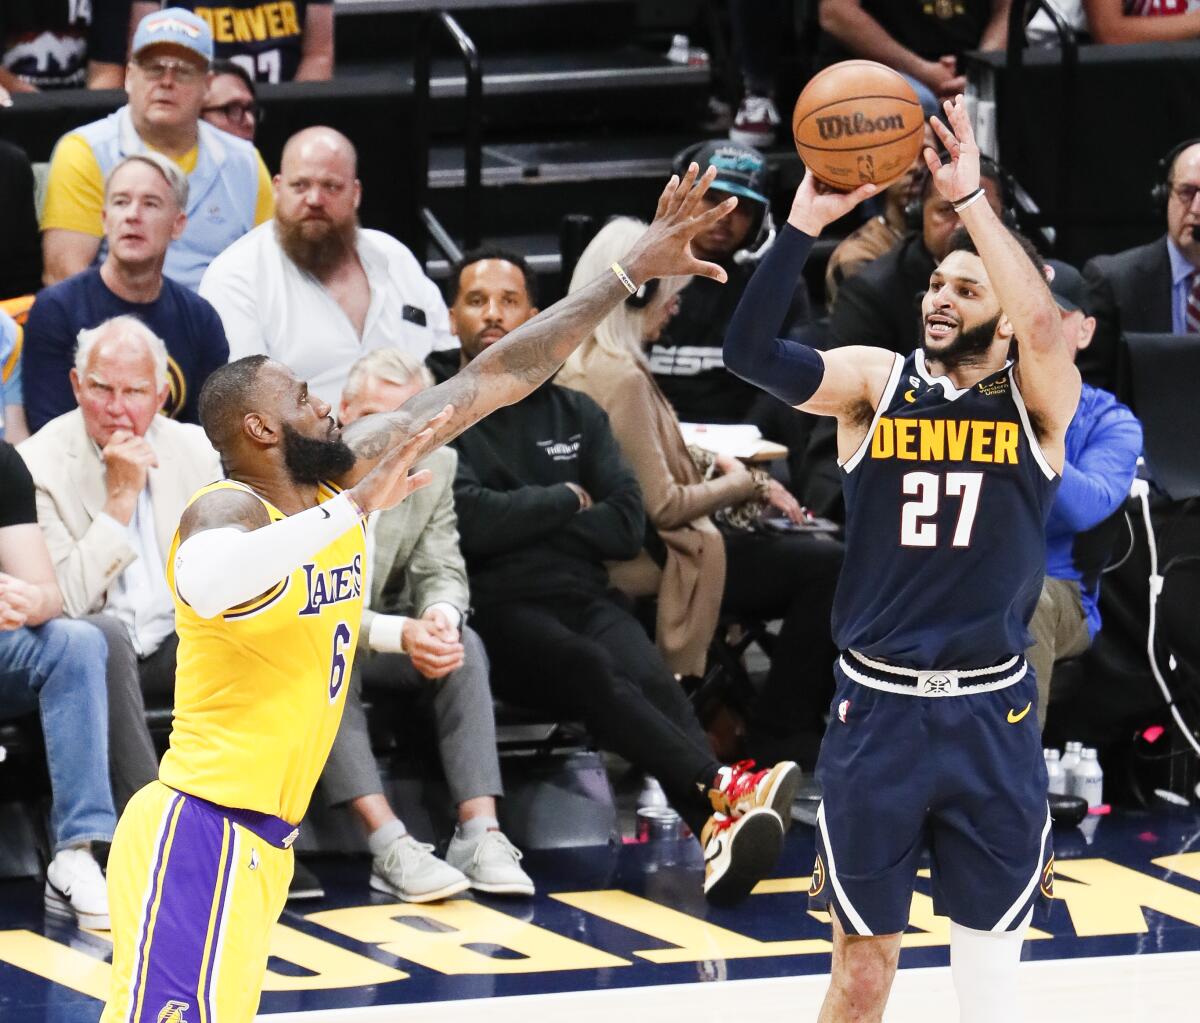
[367,819,407,858]
[457,815,499,841]
[949,909,1031,1023]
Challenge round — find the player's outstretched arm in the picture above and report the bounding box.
[337,164,737,483]
[723,170,895,420]
[927,96,1080,439]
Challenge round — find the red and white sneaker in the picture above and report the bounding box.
[709,760,801,827]
[730,94,780,148]
[701,807,784,905]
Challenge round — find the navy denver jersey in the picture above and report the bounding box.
[175,1,329,82]
[832,349,1059,668]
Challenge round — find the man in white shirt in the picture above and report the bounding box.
[18,315,222,811]
[198,126,457,407]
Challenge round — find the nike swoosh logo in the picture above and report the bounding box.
[1007,702,1032,724]
[319,507,330,519]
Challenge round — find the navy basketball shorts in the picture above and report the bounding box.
[808,650,1054,936]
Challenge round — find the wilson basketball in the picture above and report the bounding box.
[792,60,925,191]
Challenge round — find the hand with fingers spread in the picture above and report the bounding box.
[621,163,741,286]
[348,405,454,514]
[925,94,981,205]
[786,168,877,237]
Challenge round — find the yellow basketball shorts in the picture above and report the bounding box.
[101,781,297,1023]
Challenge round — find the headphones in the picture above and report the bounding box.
[1151,137,1200,211]
[671,141,776,263]
[903,154,1020,231]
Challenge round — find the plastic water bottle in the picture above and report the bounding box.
[1060,741,1083,790]
[1074,748,1104,809]
[1044,748,1067,795]
[667,34,690,64]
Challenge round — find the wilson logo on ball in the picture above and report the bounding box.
[815,112,906,141]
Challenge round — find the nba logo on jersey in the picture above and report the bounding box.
[837,699,850,723]
[157,1001,190,1023]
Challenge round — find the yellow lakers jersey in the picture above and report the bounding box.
[160,479,366,823]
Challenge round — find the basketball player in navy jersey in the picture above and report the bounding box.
[724,96,1080,1023]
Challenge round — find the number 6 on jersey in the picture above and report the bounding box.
[900,471,983,548]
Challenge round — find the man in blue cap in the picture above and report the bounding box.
[40,7,274,291]
[648,140,812,426]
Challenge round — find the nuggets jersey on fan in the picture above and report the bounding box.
[101,479,365,1023]
[832,348,1060,668]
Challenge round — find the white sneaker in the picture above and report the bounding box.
[370,833,470,903]
[730,93,781,148]
[45,846,109,930]
[446,829,535,896]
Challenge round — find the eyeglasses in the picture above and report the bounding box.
[135,56,205,83]
[1170,183,1200,207]
[201,100,262,124]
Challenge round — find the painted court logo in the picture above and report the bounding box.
[157,1001,190,1023]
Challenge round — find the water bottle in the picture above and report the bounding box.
[1060,741,1083,791]
[1044,748,1067,795]
[1074,748,1104,809]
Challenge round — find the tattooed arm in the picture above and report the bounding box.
[336,163,737,484]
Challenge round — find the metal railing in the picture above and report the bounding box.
[412,10,483,265]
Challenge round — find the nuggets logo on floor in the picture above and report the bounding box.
[809,854,826,897]
[157,1001,189,1023]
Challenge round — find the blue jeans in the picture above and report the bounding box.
[0,619,116,850]
[899,72,941,119]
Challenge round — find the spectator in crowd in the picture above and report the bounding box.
[320,349,533,902]
[0,309,27,442]
[0,439,115,929]
[829,157,1008,354]
[25,153,230,432]
[1082,139,1200,393]
[649,141,809,426]
[39,6,274,289]
[441,248,800,904]
[558,222,843,770]
[817,0,1011,115]
[200,126,457,408]
[824,123,935,307]
[132,0,333,82]
[0,140,42,299]
[19,316,222,811]
[727,0,786,148]
[1085,0,1200,44]
[201,57,259,141]
[1029,261,1142,727]
[0,0,130,92]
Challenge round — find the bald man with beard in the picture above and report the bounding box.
[199,126,458,407]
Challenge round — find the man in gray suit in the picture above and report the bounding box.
[320,349,533,902]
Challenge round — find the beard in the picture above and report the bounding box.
[922,312,1001,371]
[276,214,358,275]
[281,424,357,485]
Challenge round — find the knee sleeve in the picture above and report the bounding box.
[949,910,1031,1023]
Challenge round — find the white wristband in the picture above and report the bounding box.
[952,188,986,214]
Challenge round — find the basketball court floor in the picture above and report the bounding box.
[3,807,1199,1022]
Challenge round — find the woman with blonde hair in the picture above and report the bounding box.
[558,217,842,769]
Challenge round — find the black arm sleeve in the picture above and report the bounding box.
[723,224,826,406]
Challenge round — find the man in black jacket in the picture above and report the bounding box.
[1081,140,1200,393]
[434,248,800,905]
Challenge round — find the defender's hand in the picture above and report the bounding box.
[787,169,877,236]
[926,95,981,204]
[621,163,738,286]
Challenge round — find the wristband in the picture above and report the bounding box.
[952,188,986,214]
[610,261,638,295]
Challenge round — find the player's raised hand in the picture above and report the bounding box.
[786,168,877,236]
[926,94,980,204]
[621,163,739,285]
[348,405,454,514]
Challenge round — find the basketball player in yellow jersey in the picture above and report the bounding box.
[103,164,793,1023]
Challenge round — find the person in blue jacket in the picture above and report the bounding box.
[1028,260,1143,727]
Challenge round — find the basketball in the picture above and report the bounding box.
[792,60,926,191]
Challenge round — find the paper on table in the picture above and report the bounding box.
[679,422,770,458]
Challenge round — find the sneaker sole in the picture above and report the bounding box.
[704,809,784,907]
[370,872,470,904]
[467,879,536,896]
[44,885,110,931]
